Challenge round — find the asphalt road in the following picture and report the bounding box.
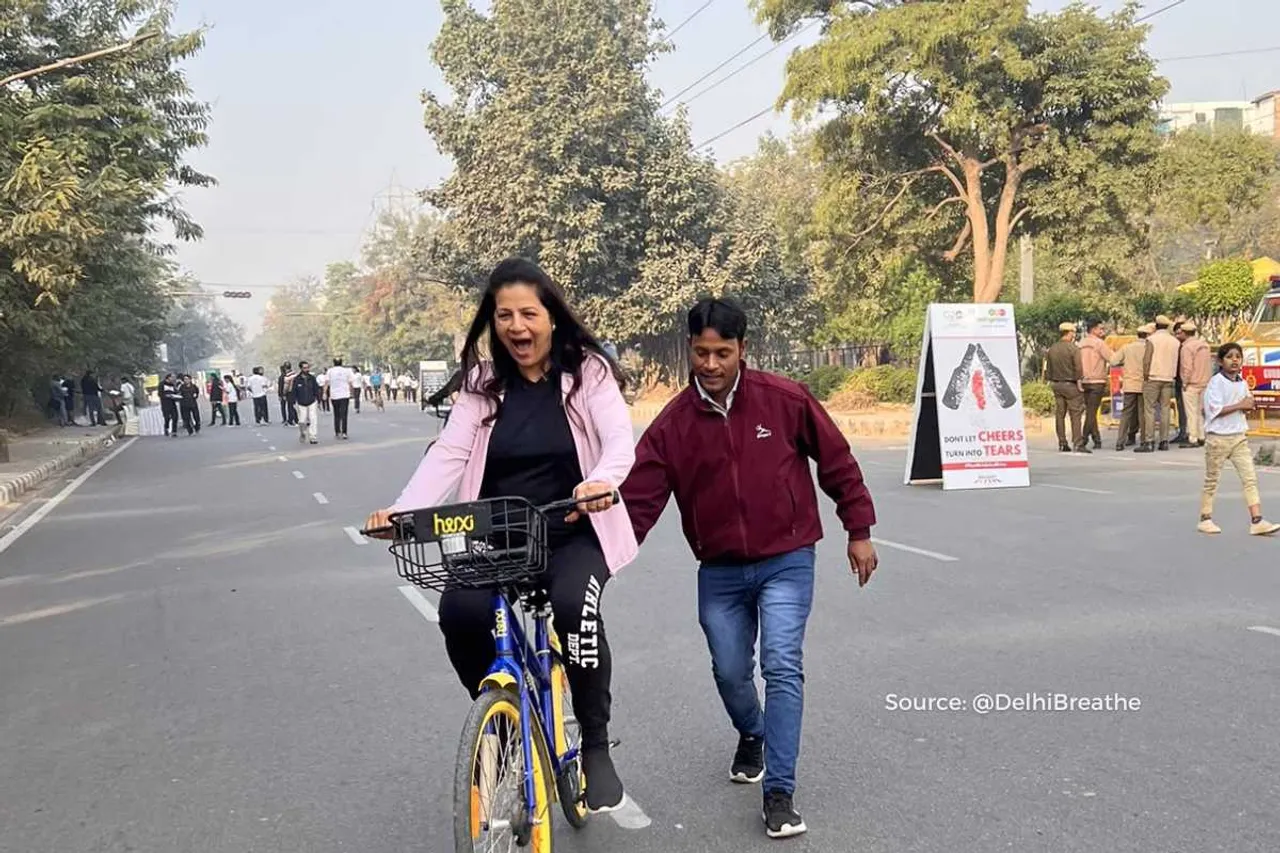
[3,403,1280,852]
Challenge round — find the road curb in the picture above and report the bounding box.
[0,427,123,507]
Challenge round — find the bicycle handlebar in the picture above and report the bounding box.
[358,490,620,538]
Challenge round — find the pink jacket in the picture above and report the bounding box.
[391,355,639,574]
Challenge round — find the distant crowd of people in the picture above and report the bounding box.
[48,371,136,428]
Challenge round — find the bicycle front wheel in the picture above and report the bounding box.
[454,688,554,853]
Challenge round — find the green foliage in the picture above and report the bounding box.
[1195,259,1261,317]
[0,1,213,417]
[1021,380,1055,416]
[819,261,948,357]
[799,365,852,401]
[422,0,810,371]
[755,0,1168,303]
[843,365,917,405]
[1015,292,1107,356]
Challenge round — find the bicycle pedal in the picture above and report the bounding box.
[609,738,621,749]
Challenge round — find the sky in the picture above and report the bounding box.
[167,0,1280,339]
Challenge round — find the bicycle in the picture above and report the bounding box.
[363,490,617,852]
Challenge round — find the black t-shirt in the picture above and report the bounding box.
[480,371,587,542]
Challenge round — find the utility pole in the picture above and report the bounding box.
[1019,235,1035,305]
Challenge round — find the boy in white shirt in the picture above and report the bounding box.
[1198,341,1280,536]
[325,358,355,440]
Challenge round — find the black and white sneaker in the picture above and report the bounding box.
[731,734,765,784]
[762,791,807,839]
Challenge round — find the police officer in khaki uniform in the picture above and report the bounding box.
[1111,324,1153,450]
[1046,321,1088,453]
[1139,314,1181,452]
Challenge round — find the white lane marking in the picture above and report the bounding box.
[313,492,329,505]
[1247,626,1280,638]
[1158,460,1199,468]
[269,446,277,451]
[0,438,136,557]
[343,526,367,546]
[260,438,268,443]
[607,794,652,829]
[871,537,958,563]
[398,585,439,623]
[1039,483,1114,495]
[278,455,288,462]
[292,470,306,480]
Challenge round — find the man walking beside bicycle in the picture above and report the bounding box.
[622,297,879,840]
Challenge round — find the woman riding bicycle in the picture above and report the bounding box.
[365,257,637,813]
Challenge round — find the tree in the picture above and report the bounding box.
[164,297,243,373]
[0,1,212,418]
[255,278,332,370]
[755,0,1168,303]
[423,0,773,365]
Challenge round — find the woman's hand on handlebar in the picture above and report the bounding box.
[565,481,616,523]
[363,508,396,540]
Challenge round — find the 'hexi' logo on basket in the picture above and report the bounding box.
[433,512,476,537]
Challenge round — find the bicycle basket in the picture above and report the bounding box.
[386,498,550,592]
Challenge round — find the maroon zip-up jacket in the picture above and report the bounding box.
[621,365,876,564]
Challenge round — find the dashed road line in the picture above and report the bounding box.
[313,492,329,505]
[871,537,958,562]
[269,445,277,451]
[292,471,306,480]
[1039,483,1114,495]
[343,526,367,546]
[1247,626,1280,638]
[398,585,439,623]
[278,455,288,462]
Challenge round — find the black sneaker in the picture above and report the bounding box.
[583,747,624,813]
[762,791,806,839]
[731,734,765,784]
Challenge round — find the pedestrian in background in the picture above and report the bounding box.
[1198,342,1279,536]
[277,363,297,426]
[350,366,363,414]
[119,376,137,424]
[326,357,354,440]
[50,376,69,426]
[179,374,202,436]
[1178,322,1212,449]
[291,360,321,445]
[209,372,226,425]
[247,367,271,424]
[1046,322,1088,453]
[81,370,104,426]
[1079,319,1114,451]
[223,375,242,426]
[1138,314,1180,452]
[1111,324,1152,450]
[160,373,181,437]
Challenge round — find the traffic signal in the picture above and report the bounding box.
[222,290,252,299]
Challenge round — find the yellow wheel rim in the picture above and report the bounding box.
[470,697,552,853]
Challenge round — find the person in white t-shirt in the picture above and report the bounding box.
[1198,341,1280,536]
[326,358,355,440]
[350,367,364,414]
[247,367,271,424]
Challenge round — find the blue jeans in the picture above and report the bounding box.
[697,546,815,795]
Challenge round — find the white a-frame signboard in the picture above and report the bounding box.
[904,304,1031,490]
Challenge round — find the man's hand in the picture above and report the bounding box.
[1243,394,1257,412]
[849,539,879,588]
[566,481,616,523]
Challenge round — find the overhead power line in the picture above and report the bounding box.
[661,32,771,109]
[658,0,717,45]
[1157,45,1280,63]
[672,21,818,111]
[694,105,775,150]
[1136,0,1190,22]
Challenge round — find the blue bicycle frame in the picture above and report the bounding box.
[479,590,576,818]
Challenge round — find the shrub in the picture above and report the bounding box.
[799,365,853,401]
[1021,380,1054,416]
[844,364,918,405]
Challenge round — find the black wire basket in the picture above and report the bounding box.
[385,497,550,592]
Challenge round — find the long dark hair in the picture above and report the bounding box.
[459,258,624,426]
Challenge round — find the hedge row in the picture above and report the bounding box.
[798,365,917,405]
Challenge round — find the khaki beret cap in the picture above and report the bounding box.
[1139,323,1156,335]
[1155,314,1173,326]
[1059,321,1077,332]
[1181,320,1197,332]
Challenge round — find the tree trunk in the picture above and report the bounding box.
[962,158,995,304]
[982,164,1024,304]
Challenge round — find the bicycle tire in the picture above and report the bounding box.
[453,688,554,853]
[550,659,589,829]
